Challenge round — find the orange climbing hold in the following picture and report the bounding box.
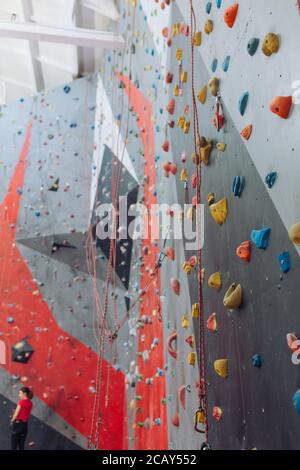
[207,313,217,332]
[213,407,223,421]
[178,385,187,409]
[172,413,180,427]
[224,3,239,28]
[236,240,251,262]
[162,27,169,38]
[240,124,253,141]
[287,333,300,352]
[167,98,175,115]
[270,96,293,119]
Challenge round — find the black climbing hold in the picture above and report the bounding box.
[12,339,34,364]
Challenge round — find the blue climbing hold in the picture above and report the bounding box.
[251,227,271,249]
[206,1,212,14]
[216,0,222,8]
[265,172,277,189]
[278,252,290,273]
[293,390,300,414]
[222,55,231,72]
[238,92,249,116]
[211,58,218,73]
[252,354,262,368]
[232,176,245,197]
[247,38,260,56]
[63,85,71,94]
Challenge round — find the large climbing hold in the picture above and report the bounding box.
[240,124,253,141]
[214,359,228,378]
[270,96,293,119]
[236,241,251,262]
[262,33,280,56]
[251,227,271,249]
[207,313,218,331]
[289,222,300,246]
[278,252,291,273]
[209,197,228,225]
[12,339,34,364]
[238,92,249,116]
[208,272,222,290]
[247,38,260,56]
[224,3,239,28]
[167,331,177,359]
[223,283,242,310]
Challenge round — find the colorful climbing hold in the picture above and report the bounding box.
[209,197,228,225]
[251,227,271,249]
[211,59,218,73]
[287,333,299,352]
[223,283,242,310]
[278,252,291,273]
[270,96,293,119]
[262,33,280,56]
[165,246,175,261]
[207,313,218,332]
[172,414,180,427]
[232,176,245,197]
[240,124,253,141]
[208,272,222,290]
[216,142,226,152]
[182,314,189,329]
[167,99,175,115]
[293,390,300,414]
[167,332,177,359]
[204,20,214,35]
[222,56,231,72]
[197,85,207,104]
[236,241,251,262]
[216,0,222,8]
[214,359,228,378]
[265,172,278,189]
[208,76,220,97]
[192,303,200,319]
[224,4,239,28]
[200,137,213,165]
[252,354,262,368]
[193,32,202,46]
[238,92,249,116]
[213,406,223,421]
[170,278,180,295]
[247,38,260,56]
[288,222,300,246]
[207,192,215,206]
[178,385,187,409]
[187,352,196,366]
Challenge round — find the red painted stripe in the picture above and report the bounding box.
[0,122,126,449]
[118,74,168,450]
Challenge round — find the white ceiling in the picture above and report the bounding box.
[0,0,120,104]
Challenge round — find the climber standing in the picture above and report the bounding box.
[10,387,33,450]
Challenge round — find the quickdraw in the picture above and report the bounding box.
[213,94,225,131]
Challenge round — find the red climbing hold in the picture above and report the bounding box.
[172,413,180,427]
[224,3,239,28]
[170,278,180,295]
[270,96,293,119]
[162,140,169,152]
[162,27,169,38]
[185,335,194,348]
[169,163,177,175]
[287,333,300,352]
[167,331,177,359]
[165,246,175,260]
[167,99,175,115]
[207,313,217,332]
[240,124,252,141]
[236,240,251,262]
[178,385,187,409]
[166,72,173,84]
[191,173,197,189]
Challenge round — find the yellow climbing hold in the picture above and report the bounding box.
[209,198,228,225]
[188,352,196,366]
[181,71,187,83]
[183,121,190,134]
[204,19,214,34]
[182,261,192,274]
[178,116,186,129]
[197,85,207,105]
[182,314,189,329]
[180,168,188,182]
[193,32,202,46]
[172,23,180,37]
[192,303,199,319]
[223,283,242,310]
[174,85,180,97]
[214,359,228,379]
[207,192,215,206]
[200,138,213,165]
[208,272,222,290]
[217,142,226,152]
[288,222,300,246]
[176,48,182,61]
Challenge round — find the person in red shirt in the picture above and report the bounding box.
[11,387,33,450]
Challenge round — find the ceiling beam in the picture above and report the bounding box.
[21,0,45,93]
[79,0,120,22]
[0,76,33,90]
[0,22,124,49]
